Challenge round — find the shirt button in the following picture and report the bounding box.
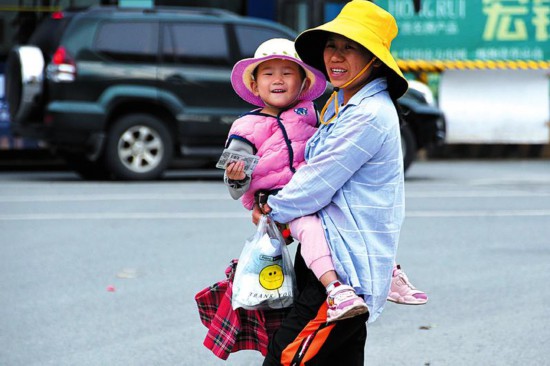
[310,142,315,147]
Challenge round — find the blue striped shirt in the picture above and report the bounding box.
[267,78,405,322]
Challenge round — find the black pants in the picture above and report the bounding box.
[263,244,368,366]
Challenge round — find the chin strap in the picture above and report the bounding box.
[320,57,377,125]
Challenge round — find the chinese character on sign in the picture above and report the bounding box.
[446,22,459,35]
[401,21,412,35]
[483,0,529,41]
[532,0,550,41]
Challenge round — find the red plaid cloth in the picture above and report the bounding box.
[195,259,289,360]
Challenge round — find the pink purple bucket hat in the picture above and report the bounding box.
[231,38,327,107]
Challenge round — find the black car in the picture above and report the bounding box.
[6,6,444,180]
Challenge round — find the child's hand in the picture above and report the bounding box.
[226,161,246,180]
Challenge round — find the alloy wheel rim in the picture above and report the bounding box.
[117,125,163,173]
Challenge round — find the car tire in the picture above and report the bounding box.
[59,151,111,180]
[105,114,173,180]
[400,123,417,173]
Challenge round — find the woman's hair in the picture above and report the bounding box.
[373,63,406,128]
[391,96,406,128]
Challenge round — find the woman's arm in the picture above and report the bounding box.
[268,104,390,223]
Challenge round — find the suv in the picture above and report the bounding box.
[6,6,444,180]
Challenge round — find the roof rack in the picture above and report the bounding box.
[85,5,239,18]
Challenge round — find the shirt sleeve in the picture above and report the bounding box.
[223,139,253,200]
[268,102,390,223]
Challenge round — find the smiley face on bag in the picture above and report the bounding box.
[259,264,284,290]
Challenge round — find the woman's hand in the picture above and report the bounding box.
[261,202,272,214]
[252,203,272,225]
[252,204,263,225]
[225,161,246,180]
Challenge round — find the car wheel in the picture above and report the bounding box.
[59,151,110,180]
[105,114,173,180]
[400,123,417,173]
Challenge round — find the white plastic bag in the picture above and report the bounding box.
[232,215,296,310]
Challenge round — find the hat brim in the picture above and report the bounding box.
[295,23,408,99]
[231,54,327,107]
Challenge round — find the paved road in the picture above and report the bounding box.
[0,160,549,365]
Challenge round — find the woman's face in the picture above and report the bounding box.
[323,34,377,98]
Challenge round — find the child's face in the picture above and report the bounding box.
[251,59,307,113]
[323,34,378,95]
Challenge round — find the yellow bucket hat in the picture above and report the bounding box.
[295,0,408,99]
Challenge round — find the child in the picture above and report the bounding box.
[223,38,368,322]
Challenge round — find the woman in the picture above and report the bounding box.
[254,1,410,364]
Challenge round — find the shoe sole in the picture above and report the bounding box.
[326,304,369,323]
[387,296,428,305]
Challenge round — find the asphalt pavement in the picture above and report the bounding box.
[0,159,549,365]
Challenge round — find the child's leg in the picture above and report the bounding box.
[288,215,368,322]
[287,215,335,283]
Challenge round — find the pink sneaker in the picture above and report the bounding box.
[326,284,369,323]
[387,264,428,305]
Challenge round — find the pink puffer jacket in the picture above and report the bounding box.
[227,100,318,210]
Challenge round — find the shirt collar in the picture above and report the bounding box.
[336,77,389,107]
[323,77,389,123]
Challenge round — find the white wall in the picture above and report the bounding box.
[439,69,550,144]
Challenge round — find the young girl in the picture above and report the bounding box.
[223,38,369,323]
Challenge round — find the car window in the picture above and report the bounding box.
[162,23,230,66]
[234,25,294,58]
[94,21,158,62]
